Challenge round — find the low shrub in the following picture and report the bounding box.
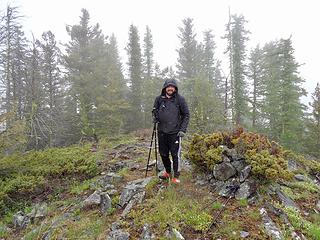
[0,145,98,216]
[187,128,293,181]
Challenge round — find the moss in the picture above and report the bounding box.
[284,206,320,240]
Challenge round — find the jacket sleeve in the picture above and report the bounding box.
[179,95,190,133]
[152,96,160,121]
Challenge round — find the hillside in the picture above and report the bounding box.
[0,129,319,240]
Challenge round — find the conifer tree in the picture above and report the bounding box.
[142,26,156,127]
[38,31,62,147]
[126,24,143,131]
[25,37,44,149]
[95,34,128,136]
[64,8,108,139]
[247,45,264,130]
[176,17,198,95]
[277,38,306,150]
[0,6,27,121]
[305,83,320,157]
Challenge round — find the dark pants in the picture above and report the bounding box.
[158,131,181,178]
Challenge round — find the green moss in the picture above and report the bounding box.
[284,206,320,240]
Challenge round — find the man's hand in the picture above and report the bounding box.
[177,131,185,137]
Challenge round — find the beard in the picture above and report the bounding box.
[166,88,175,96]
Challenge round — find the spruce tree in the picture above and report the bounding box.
[126,24,143,131]
[305,83,320,157]
[277,38,306,150]
[176,17,198,94]
[64,8,108,139]
[247,45,264,130]
[0,5,27,121]
[38,31,62,147]
[142,26,156,128]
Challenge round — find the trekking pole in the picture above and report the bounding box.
[154,123,159,175]
[208,184,240,230]
[178,136,182,172]
[145,122,156,178]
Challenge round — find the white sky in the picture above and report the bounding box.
[1,0,319,105]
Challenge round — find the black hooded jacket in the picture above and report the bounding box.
[153,79,189,134]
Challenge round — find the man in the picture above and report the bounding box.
[152,79,189,184]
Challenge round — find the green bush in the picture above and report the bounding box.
[0,145,98,216]
[188,129,293,180]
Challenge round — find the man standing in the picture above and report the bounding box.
[152,79,189,183]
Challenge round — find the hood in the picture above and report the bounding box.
[161,79,178,96]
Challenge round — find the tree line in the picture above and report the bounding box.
[0,6,319,157]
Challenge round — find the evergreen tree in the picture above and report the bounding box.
[0,6,27,121]
[277,38,306,150]
[176,17,198,94]
[38,31,62,147]
[260,41,282,137]
[94,34,128,136]
[24,37,44,149]
[305,83,320,157]
[142,26,156,127]
[261,39,306,151]
[224,14,250,126]
[176,17,197,81]
[247,45,265,130]
[202,30,216,83]
[64,9,108,139]
[126,24,143,131]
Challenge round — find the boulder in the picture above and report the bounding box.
[213,162,237,181]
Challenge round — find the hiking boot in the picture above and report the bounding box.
[171,178,180,184]
[159,171,170,180]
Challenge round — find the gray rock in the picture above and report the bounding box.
[276,190,299,209]
[13,211,30,229]
[107,229,130,240]
[107,189,118,196]
[213,162,237,181]
[239,165,251,182]
[140,224,155,240]
[218,179,239,197]
[29,203,48,221]
[111,222,121,231]
[288,159,300,172]
[165,226,185,240]
[316,200,320,210]
[100,193,112,214]
[235,180,256,200]
[83,191,101,207]
[260,208,284,240]
[231,159,247,173]
[240,231,250,238]
[221,146,242,161]
[105,173,124,184]
[121,191,146,217]
[294,174,306,181]
[119,177,152,207]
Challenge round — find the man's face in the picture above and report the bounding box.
[166,85,176,96]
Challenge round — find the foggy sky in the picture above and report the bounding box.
[1,0,319,106]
